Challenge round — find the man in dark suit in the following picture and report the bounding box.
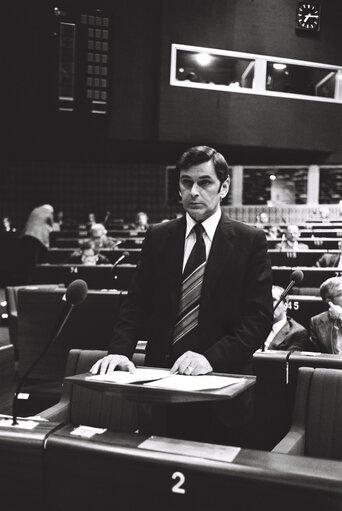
[309,276,342,353]
[91,145,273,376]
[263,285,308,351]
[315,240,342,268]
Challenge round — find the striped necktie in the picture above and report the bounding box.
[172,223,206,356]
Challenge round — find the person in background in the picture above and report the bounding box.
[315,240,342,268]
[87,212,97,229]
[89,223,119,250]
[276,224,309,251]
[265,225,280,240]
[18,204,54,283]
[67,240,109,265]
[255,211,269,229]
[263,285,308,351]
[131,211,149,231]
[309,276,342,353]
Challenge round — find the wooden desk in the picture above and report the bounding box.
[66,371,255,405]
[268,249,334,267]
[44,426,342,511]
[268,238,339,250]
[30,263,136,289]
[66,370,256,441]
[272,266,342,288]
[0,420,61,511]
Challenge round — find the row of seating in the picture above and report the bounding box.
[26,263,342,292]
[44,247,340,267]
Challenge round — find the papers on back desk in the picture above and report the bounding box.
[87,368,245,391]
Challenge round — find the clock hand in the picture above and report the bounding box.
[304,13,319,22]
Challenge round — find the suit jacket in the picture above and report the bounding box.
[109,213,273,374]
[309,311,339,353]
[315,253,341,267]
[268,317,309,351]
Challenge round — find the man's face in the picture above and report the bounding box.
[286,226,299,242]
[179,160,229,222]
[329,283,342,307]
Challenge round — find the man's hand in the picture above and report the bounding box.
[170,351,213,376]
[328,301,342,325]
[90,354,136,375]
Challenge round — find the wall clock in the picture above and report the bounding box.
[296,2,321,32]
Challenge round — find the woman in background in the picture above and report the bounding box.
[18,204,54,283]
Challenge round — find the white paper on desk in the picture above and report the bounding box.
[86,368,171,384]
[144,375,246,391]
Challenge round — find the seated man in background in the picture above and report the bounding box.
[315,240,342,268]
[263,285,309,351]
[89,223,119,250]
[276,224,309,251]
[309,276,342,354]
[67,240,109,265]
[131,211,149,231]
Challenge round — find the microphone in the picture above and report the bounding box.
[273,269,304,312]
[11,279,88,426]
[111,251,130,270]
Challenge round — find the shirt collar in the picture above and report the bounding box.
[185,208,222,241]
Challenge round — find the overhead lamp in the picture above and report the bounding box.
[273,63,287,71]
[195,52,212,66]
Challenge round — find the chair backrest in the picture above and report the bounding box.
[0,344,16,414]
[66,349,139,432]
[17,288,126,380]
[305,367,342,460]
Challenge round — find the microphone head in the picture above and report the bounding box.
[291,269,304,284]
[123,251,130,257]
[65,279,88,306]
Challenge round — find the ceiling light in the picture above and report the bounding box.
[196,52,212,66]
[273,63,287,71]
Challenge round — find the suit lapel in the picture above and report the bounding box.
[200,214,235,309]
[319,315,335,352]
[269,321,290,350]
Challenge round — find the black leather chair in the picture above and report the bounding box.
[273,367,342,460]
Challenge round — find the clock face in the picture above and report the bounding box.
[296,2,321,31]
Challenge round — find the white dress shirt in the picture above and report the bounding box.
[264,317,287,350]
[182,208,222,272]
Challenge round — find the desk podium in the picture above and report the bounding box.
[65,371,255,441]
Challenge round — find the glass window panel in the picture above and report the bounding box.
[176,50,254,89]
[243,168,307,205]
[319,168,342,203]
[266,62,337,98]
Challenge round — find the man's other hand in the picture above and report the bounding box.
[90,354,136,375]
[170,351,213,376]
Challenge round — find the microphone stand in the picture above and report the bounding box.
[11,304,75,426]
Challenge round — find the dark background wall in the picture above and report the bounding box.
[159,0,342,160]
[1,0,342,226]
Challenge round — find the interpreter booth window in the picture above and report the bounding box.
[242,167,308,205]
[166,166,232,207]
[319,167,342,204]
[170,44,342,103]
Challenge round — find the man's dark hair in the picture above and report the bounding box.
[176,146,230,184]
